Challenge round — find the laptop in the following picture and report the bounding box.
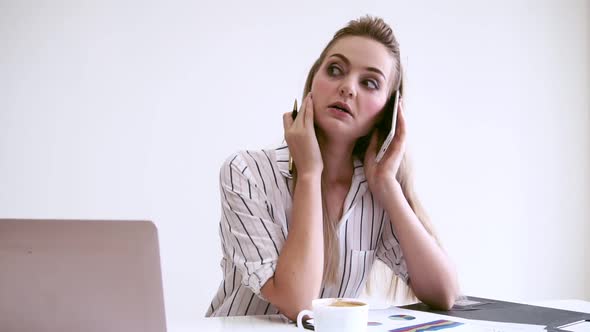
[0,219,167,332]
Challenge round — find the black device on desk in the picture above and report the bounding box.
[402,296,590,332]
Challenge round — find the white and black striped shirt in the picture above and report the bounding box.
[205,143,408,317]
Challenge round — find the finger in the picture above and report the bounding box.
[366,130,378,160]
[304,94,314,127]
[283,112,293,133]
[378,103,406,161]
[363,130,378,167]
[294,94,309,128]
[395,101,406,142]
[385,104,406,159]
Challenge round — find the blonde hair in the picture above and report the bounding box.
[296,15,441,304]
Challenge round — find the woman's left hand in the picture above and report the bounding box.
[363,99,407,201]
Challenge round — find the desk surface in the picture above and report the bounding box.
[170,299,590,332]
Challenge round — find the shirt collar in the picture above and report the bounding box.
[274,141,367,183]
[275,141,369,213]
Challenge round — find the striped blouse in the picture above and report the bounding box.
[205,143,408,317]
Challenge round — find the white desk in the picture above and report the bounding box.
[171,299,590,332]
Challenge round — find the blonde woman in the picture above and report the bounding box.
[206,15,459,320]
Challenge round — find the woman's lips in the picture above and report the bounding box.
[327,106,353,118]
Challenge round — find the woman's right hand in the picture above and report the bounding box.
[283,93,323,177]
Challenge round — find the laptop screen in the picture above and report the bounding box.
[0,219,167,332]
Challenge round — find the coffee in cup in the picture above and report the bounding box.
[328,299,365,307]
[296,298,369,332]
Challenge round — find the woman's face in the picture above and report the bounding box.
[311,36,395,143]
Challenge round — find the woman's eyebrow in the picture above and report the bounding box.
[328,53,386,79]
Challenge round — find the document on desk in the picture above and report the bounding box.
[461,318,547,332]
[367,307,546,332]
[557,320,590,332]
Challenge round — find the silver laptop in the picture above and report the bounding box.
[0,219,167,332]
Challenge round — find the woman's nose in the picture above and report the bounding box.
[339,80,356,98]
[339,85,355,98]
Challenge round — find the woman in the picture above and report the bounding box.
[206,15,458,320]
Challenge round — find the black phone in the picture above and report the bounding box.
[375,89,400,162]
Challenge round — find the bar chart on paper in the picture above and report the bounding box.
[367,307,546,332]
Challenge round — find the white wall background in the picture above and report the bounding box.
[1,0,588,327]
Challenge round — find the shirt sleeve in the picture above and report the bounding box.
[375,213,410,284]
[218,152,286,297]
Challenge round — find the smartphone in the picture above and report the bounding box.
[375,90,400,163]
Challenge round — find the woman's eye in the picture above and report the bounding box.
[328,65,342,76]
[364,79,379,90]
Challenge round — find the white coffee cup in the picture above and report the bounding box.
[296,298,369,332]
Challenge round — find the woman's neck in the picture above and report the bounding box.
[317,134,355,186]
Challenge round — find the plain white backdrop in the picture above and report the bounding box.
[1,0,589,327]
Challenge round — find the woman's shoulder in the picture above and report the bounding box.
[221,142,288,167]
[219,142,290,179]
[219,149,265,169]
